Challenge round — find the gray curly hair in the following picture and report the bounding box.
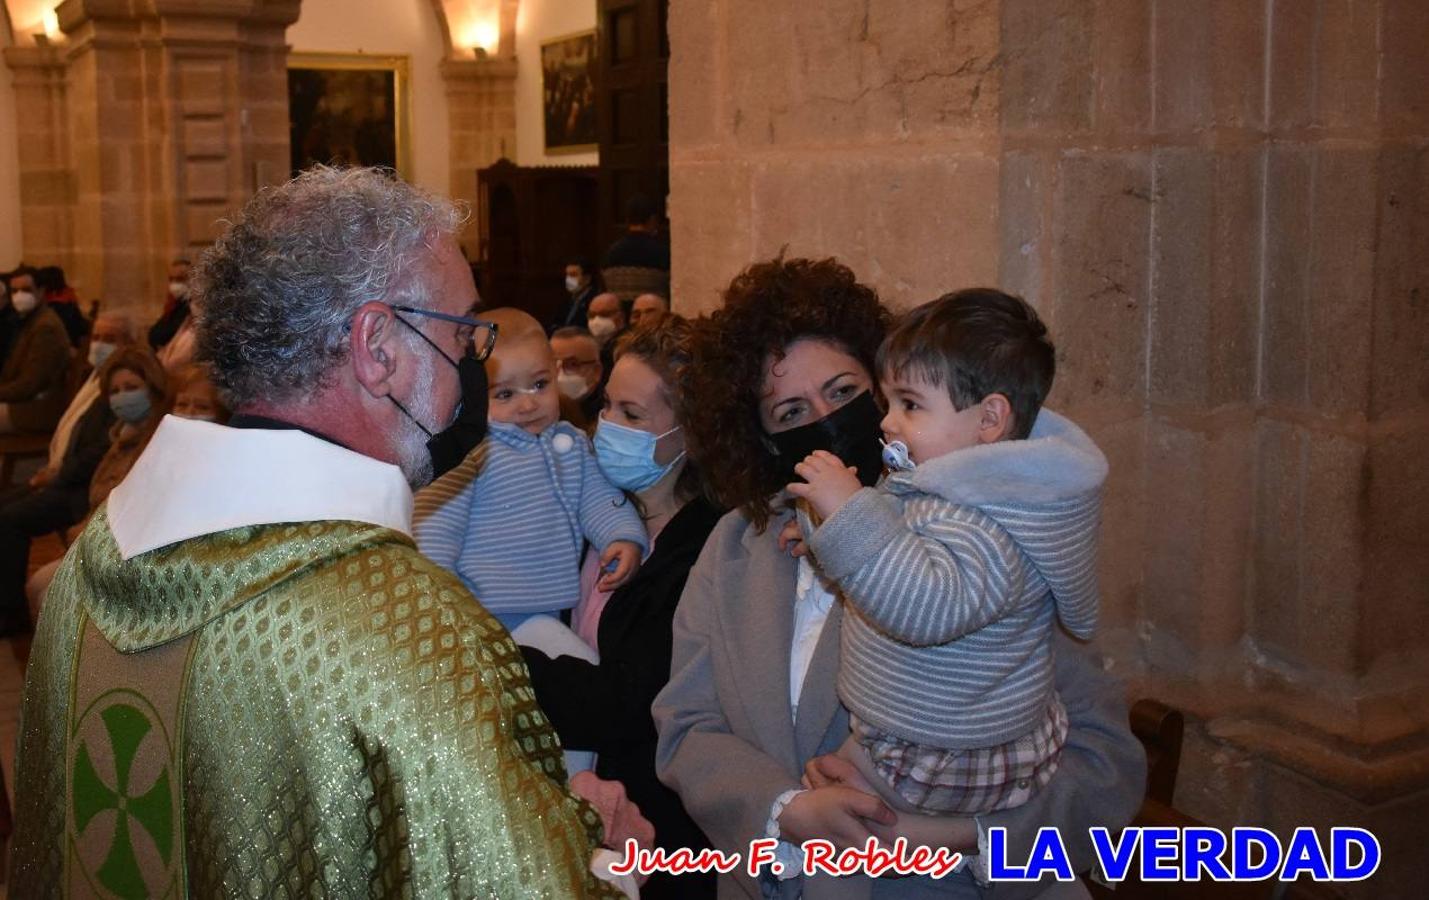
[193,165,468,407]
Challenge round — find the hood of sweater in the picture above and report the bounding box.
[882,408,1107,637]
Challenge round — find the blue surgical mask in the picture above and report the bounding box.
[594,416,684,492]
[109,388,152,424]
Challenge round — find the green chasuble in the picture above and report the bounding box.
[11,510,623,898]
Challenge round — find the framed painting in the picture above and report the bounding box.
[288,52,412,179]
[541,30,598,154]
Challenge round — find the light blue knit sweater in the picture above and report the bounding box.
[413,420,647,628]
[807,409,1107,749]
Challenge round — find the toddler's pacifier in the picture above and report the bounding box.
[880,439,915,472]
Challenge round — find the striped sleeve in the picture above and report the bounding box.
[412,441,487,571]
[809,487,1024,647]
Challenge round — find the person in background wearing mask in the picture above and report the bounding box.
[147,256,193,350]
[22,360,231,617]
[586,291,626,345]
[28,312,135,495]
[551,325,606,428]
[552,256,601,332]
[0,345,166,635]
[630,292,670,328]
[169,361,229,423]
[0,266,72,435]
[35,264,89,347]
[11,166,650,898]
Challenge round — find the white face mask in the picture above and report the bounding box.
[557,371,591,400]
[11,290,38,315]
[564,275,581,293]
[588,315,618,339]
[169,280,189,299]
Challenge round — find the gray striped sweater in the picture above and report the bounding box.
[807,409,1106,749]
[412,420,647,628]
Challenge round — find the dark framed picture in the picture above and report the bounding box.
[541,30,598,154]
[288,52,412,178]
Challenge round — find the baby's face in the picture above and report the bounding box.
[486,337,560,434]
[878,372,985,466]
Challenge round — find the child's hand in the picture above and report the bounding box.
[597,540,641,591]
[786,450,862,520]
[776,516,809,558]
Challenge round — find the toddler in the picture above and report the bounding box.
[415,308,646,633]
[789,288,1106,817]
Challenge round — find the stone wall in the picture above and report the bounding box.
[3,1,300,315]
[668,0,1428,894]
[3,0,517,308]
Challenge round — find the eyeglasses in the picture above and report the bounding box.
[391,305,499,362]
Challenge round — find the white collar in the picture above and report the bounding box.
[107,415,414,560]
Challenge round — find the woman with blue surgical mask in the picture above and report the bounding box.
[10,346,168,633]
[524,315,724,900]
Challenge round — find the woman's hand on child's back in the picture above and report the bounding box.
[787,450,862,521]
[778,785,896,850]
[597,541,642,591]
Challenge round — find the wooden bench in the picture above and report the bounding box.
[0,432,51,489]
[1085,700,1344,899]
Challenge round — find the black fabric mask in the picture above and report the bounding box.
[426,353,489,478]
[387,316,491,480]
[768,390,885,488]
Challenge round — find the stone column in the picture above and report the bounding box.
[2,42,74,273]
[668,0,1428,893]
[441,55,516,258]
[8,0,301,317]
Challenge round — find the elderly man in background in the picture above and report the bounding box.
[629,292,669,328]
[147,257,193,351]
[11,166,647,898]
[0,266,72,434]
[551,324,606,428]
[585,290,627,345]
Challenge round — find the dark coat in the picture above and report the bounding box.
[523,495,724,900]
[0,305,71,432]
[55,398,116,490]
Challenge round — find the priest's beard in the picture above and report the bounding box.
[393,352,442,489]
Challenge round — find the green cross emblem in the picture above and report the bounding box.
[72,701,175,899]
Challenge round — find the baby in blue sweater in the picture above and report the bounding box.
[789,288,1106,822]
[414,308,646,633]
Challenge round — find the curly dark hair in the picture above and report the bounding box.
[684,256,891,531]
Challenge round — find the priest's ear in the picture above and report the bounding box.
[976,393,1014,444]
[349,302,400,397]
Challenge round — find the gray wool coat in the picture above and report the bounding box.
[653,506,1146,900]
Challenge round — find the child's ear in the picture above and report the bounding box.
[978,394,1014,443]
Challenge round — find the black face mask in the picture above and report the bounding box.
[387,318,490,480]
[768,390,885,488]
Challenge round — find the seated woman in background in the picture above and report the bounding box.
[652,256,1146,899]
[0,346,166,633]
[24,360,229,618]
[522,315,723,900]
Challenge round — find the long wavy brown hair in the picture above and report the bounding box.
[684,256,891,531]
[611,314,705,508]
